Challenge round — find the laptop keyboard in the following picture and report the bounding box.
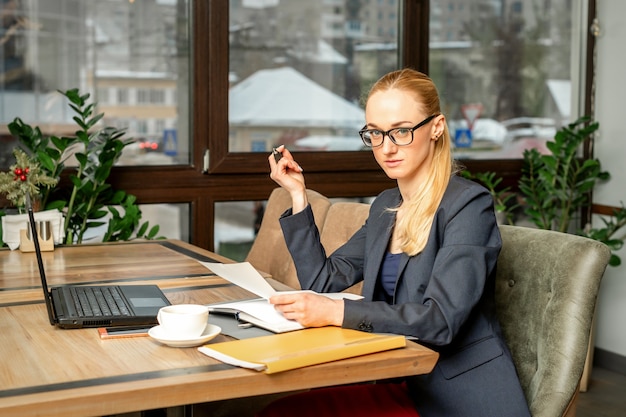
[69,287,131,317]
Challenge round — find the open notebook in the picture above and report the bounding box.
[25,194,171,329]
[200,262,362,333]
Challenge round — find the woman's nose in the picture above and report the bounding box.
[380,134,397,153]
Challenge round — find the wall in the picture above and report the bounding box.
[591,0,626,359]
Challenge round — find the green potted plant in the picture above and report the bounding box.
[464,116,625,266]
[1,88,162,246]
[461,170,520,226]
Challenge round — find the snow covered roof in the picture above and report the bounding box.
[295,135,365,151]
[95,69,174,79]
[354,42,397,52]
[229,67,364,128]
[287,40,348,64]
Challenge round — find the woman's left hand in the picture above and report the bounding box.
[269,291,344,328]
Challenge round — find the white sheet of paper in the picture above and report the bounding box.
[213,298,297,325]
[202,261,364,333]
[200,261,277,299]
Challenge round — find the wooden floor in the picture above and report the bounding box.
[577,366,626,417]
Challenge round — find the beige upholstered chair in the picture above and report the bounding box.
[246,190,370,293]
[319,202,370,295]
[319,202,370,254]
[245,188,331,290]
[495,225,611,417]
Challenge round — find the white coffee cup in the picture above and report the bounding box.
[157,304,209,339]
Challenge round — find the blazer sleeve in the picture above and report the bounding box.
[279,204,368,293]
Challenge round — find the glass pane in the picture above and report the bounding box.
[215,200,260,261]
[139,203,190,242]
[228,0,400,153]
[81,203,190,243]
[430,0,574,159]
[0,0,191,169]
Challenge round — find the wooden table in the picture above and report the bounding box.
[0,240,438,417]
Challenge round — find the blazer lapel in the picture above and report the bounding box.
[361,193,399,299]
[394,253,411,302]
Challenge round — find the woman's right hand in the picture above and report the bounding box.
[268,145,308,213]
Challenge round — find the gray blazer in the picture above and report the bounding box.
[279,175,531,417]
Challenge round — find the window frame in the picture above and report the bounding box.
[18,0,595,252]
[200,0,596,189]
[110,0,597,249]
[202,0,430,176]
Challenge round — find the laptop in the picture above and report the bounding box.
[25,194,171,329]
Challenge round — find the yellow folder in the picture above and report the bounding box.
[198,327,406,374]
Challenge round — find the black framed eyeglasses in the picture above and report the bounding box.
[359,114,437,147]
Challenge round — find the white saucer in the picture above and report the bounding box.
[149,323,221,348]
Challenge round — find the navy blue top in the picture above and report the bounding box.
[380,252,401,302]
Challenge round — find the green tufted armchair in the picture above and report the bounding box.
[495,225,611,417]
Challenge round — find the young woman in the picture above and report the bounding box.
[262,68,530,417]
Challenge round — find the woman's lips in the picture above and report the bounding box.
[385,159,402,168]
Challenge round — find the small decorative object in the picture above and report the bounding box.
[19,220,54,252]
[1,148,61,250]
[0,148,58,212]
[1,209,64,250]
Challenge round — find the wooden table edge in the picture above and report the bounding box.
[0,341,437,417]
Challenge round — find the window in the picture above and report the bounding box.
[137,89,150,104]
[215,0,425,176]
[0,0,196,247]
[430,0,578,160]
[210,0,594,256]
[117,89,129,105]
[97,87,110,104]
[150,89,165,104]
[0,0,190,168]
[1,0,594,254]
[228,0,395,154]
[137,120,148,134]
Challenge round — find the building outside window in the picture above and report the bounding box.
[227,0,577,161]
[0,0,590,254]
[429,0,576,159]
[0,0,190,168]
[0,0,191,244]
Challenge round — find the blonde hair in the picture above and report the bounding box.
[366,68,458,256]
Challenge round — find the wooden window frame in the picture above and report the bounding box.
[83,0,599,250]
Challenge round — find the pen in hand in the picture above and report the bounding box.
[272,147,283,163]
[272,145,302,173]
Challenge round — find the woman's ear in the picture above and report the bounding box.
[431,114,445,140]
